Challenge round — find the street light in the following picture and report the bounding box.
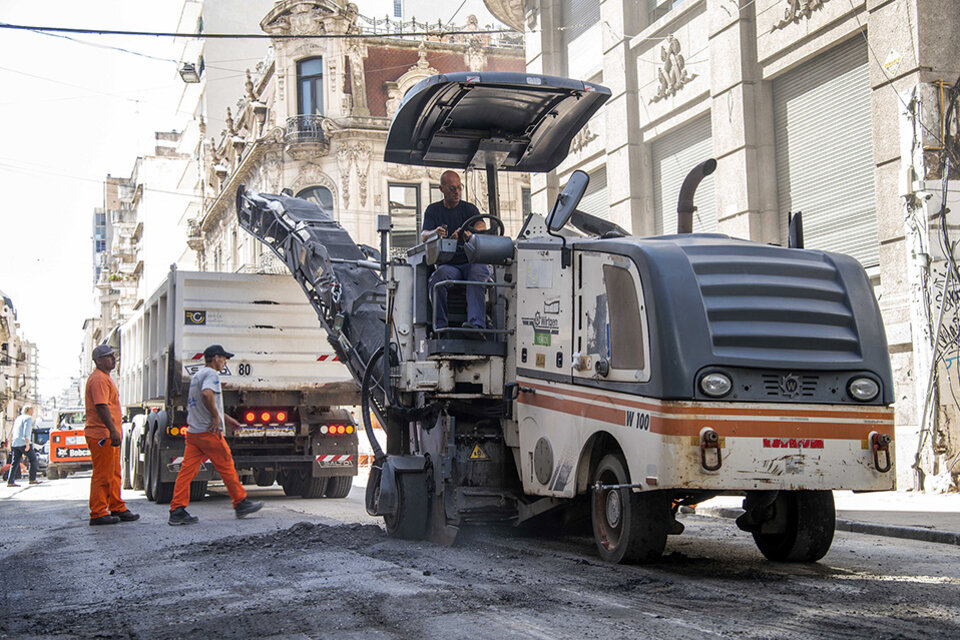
[179,62,200,83]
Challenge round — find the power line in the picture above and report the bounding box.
[0,22,518,40]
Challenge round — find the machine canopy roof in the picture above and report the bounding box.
[384,72,611,173]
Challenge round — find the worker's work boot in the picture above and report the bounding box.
[234,498,263,518]
[168,507,199,526]
[112,510,140,522]
[89,514,121,526]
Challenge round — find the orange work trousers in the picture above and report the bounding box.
[86,437,127,519]
[170,431,247,510]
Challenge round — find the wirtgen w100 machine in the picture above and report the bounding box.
[237,72,895,563]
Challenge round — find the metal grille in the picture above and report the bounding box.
[761,374,819,399]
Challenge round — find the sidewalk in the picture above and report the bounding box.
[698,490,960,546]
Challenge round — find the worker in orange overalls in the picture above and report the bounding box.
[168,345,262,525]
[84,344,139,525]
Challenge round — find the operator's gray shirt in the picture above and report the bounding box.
[186,366,224,434]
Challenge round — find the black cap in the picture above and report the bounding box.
[203,344,234,360]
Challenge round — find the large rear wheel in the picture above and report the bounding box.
[383,471,429,540]
[591,454,669,564]
[152,434,175,504]
[189,481,207,502]
[752,490,835,562]
[278,470,304,497]
[144,436,156,502]
[324,475,354,499]
[300,475,329,499]
[254,469,277,487]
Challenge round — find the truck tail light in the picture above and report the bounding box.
[276,411,287,422]
[245,411,256,423]
[261,411,272,423]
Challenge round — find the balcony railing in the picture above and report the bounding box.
[285,115,328,145]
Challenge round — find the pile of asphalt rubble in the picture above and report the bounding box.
[184,521,387,556]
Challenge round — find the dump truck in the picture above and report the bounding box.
[118,269,360,504]
[237,72,895,563]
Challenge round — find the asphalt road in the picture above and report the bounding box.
[2,476,959,639]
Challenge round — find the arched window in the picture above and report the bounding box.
[297,57,324,115]
[297,185,334,215]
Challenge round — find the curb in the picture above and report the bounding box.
[698,506,960,547]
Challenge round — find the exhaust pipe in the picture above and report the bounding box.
[676,158,717,234]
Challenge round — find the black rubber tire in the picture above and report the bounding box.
[254,469,277,487]
[144,437,156,502]
[278,470,304,497]
[300,475,329,499]
[152,434,175,505]
[46,465,59,480]
[591,454,669,564]
[324,475,354,499]
[131,450,144,491]
[752,490,835,562]
[189,481,207,502]
[384,471,429,540]
[122,438,133,490]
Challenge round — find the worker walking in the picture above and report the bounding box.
[168,345,262,525]
[85,344,139,525]
[6,406,39,486]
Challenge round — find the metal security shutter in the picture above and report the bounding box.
[653,115,716,235]
[561,0,600,79]
[578,165,608,219]
[774,37,877,267]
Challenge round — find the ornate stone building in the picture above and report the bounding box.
[1,291,39,444]
[488,0,960,491]
[190,0,527,273]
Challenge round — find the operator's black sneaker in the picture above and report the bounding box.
[89,514,121,526]
[234,498,263,518]
[461,321,487,340]
[111,510,140,522]
[168,507,199,526]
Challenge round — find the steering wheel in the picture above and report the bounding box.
[457,214,505,238]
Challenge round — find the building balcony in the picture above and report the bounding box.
[284,115,330,160]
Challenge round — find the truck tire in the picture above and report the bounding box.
[752,490,835,562]
[46,464,59,480]
[122,436,133,490]
[590,454,669,564]
[300,476,329,499]
[324,475,353,499]
[190,481,207,502]
[148,433,176,504]
[254,469,276,487]
[144,437,156,501]
[384,471,429,540]
[278,470,304,497]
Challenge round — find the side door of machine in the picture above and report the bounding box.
[572,251,651,386]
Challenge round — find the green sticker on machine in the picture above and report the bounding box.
[534,331,551,346]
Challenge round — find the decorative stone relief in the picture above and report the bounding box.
[772,0,830,31]
[334,141,372,209]
[385,41,438,119]
[569,121,598,154]
[462,16,487,72]
[384,163,442,181]
[337,144,353,209]
[355,143,370,206]
[345,39,369,116]
[290,163,339,200]
[650,35,697,103]
[262,151,283,193]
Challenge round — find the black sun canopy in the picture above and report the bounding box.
[384,72,611,173]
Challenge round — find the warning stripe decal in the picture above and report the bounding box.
[316,354,341,362]
[518,379,893,440]
[171,456,211,465]
[316,454,353,462]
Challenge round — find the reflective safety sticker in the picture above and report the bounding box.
[534,331,551,346]
[316,454,354,468]
[470,444,488,460]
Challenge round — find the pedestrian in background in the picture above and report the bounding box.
[84,344,139,525]
[6,406,39,487]
[168,344,262,525]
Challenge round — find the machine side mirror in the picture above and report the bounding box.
[546,170,590,233]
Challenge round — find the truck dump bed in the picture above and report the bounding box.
[118,270,354,407]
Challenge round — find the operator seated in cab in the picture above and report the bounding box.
[419,170,490,334]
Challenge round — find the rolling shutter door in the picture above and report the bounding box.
[653,115,716,236]
[561,0,601,79]
[773,37,877,268]
[577,165,608,220]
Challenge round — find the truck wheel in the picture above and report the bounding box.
[384,472,429,540]
[122,437,133,490]
[190,481,207,502]
[254,469,277,487]
[144,438,156,502]
[752,490,835,562]
[324,476,353,499]
[591,454,669,564]
[46,465,59,480]
[300,475,329,499]
[278,470,304,497]
[131,451,144,492]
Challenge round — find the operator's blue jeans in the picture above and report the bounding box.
[429,263,491,330]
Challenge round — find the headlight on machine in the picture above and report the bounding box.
[848,377,879,402]
[700,372,732,398]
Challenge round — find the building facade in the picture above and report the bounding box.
[0,291,40,445]
[485,0,960,491]
[189,0,527,272]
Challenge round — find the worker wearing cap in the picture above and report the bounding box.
[168,345,262,525]
[85,344,139,525]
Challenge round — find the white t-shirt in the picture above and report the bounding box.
[186,366,224,433]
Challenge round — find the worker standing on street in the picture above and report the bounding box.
[168,345,262,525]
[85,344,139,525]
[6,406,39,486]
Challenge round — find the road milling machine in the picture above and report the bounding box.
[237,72,895,563]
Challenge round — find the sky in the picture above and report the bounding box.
[0,1,184,399]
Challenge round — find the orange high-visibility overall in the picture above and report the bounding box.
[170,431,247,510]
